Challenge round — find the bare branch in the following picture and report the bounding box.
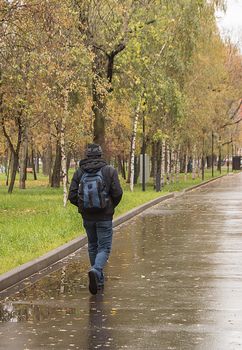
[229,99,242,120]
[221,100,242,129]
[1,117,16,155]
[221,117,242,129]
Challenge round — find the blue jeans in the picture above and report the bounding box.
[83,220,113,283]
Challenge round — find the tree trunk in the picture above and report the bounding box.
[176,146,181,183]
[217,136,222,173]
[93,86,105,148]
[150,142,156,178]
[164,141,167,180]
[165,142,170,185]
[207,155,212,168]
[6,150,12,186]
[92,42,126,152]
[169,147,172,174]
[130,103,140,191]
[66,151,72,184]
[192,157,196,180]
[73,152,79,170]
[42,140,52,182]
[117,155,126,179]
[92,50,106,151]
[184,149,188,182]
[155,141,162,192]
[161,140,165,187]
[127,157,131,184]
[3,149,8,177]
[19,127,28,189]
[175,149,179,183]
[217,153,222,172]
[134,156,139,185]
[31,148,37,180]
[66,152,71,173]
[8,152,19,193]
[122,158,126,180]
[51,138,61,188]
[192,148,196,180]
[170,148,175,184]
[60,92,68,207]
[36,151,40,173]
[1,116,22,193]
[153,142,157,189]
[117,156,122,174]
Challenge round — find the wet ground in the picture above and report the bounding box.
[1,174,242,350]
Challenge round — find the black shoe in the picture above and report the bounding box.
[88,269,98,295]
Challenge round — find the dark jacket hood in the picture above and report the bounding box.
[79,157,107,173]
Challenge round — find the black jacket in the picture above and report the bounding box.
[68,157,123,221]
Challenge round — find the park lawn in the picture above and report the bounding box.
[0,169,228,274]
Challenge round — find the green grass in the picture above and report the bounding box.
[0,168,229,274]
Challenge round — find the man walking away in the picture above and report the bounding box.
[68,144,123,295]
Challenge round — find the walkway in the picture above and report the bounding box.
[1,174,242,349]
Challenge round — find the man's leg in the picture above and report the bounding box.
[83,220,97,267]
[93,220,113,283]
[83,220,100,295]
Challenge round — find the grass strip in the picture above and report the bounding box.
[0,169,228,274]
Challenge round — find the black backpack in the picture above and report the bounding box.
[78,169,109,212]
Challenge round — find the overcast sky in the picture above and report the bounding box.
[216,0,242,51]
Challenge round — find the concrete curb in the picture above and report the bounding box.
[183,174,225,192]
[0,174,228,292]
[113,193,174,227]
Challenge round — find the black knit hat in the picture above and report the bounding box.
[85,143,103,157]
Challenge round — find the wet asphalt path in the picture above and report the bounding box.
[1,173,242,350]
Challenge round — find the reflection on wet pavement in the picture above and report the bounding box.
[1,174,242,349]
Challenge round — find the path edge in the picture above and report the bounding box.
[0,173,228,292]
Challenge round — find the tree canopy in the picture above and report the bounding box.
[0,0,241,194]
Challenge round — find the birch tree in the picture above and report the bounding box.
[130,101,140,191]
